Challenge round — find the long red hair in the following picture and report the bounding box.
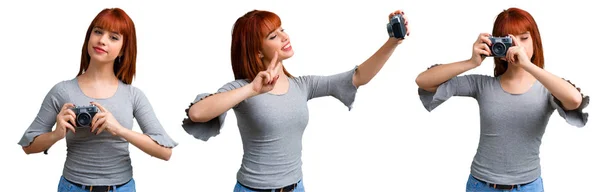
[492,7,544,77]
[78,8,137,84]
[231,10,292,80]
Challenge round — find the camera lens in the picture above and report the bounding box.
[77,113,91,127]
[492,43,506,55]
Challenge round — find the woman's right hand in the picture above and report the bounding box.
[469,33,493,67]
[54,103,77,139]
[250,52,281,95]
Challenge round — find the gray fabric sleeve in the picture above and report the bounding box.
[131,87,178,148]
[18,82,65,147]
[418,64,484,112]
[298,66,358,111]
[181,80,248,141]
[548,79,590,128]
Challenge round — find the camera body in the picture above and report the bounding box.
[71,105,99,128]
[387,14,407,39]
[488,36,513,57]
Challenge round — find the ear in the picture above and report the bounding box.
[258,51,264,58]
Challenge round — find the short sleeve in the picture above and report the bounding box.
[181,80,249,141]
[549,79,590,128]
[296,66,358,111]
[18,82,65,147]
[132,87,178,148]
[418,64,486,112]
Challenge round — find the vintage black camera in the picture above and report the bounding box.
[488,36,513,57]
[71,105,99,128]
[387,14,407,39]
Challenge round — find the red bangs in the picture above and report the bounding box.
[258,12,281,38]
[493,9,534,37]
[92,9,132,37]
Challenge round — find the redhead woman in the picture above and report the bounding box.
[415,7,589,192]
[18,8,177,192]
[182,9,410,192]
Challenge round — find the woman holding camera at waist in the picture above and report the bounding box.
[415,7,589,191]
[181,9,409,191]
[18,8,178,192]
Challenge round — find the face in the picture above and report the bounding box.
[260,26,293,62]
[87,27,123,64]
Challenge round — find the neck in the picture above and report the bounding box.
[80,59,118,83]
[501,65,534,82]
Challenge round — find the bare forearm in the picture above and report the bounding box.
[523,63,582,110]
[415,59,477,92]
[118,128,172,161]
[189,84,256,123]
[22,131,61,154]
[353,39,399,87]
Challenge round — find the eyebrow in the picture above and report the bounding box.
[93,27,122,37]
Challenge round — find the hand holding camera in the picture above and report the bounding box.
[470,33,494,67]
[387,10,410,41]
[54,103,78,139]
[70,102,124,136]
[505,34,530,68]
[88,101,124,136]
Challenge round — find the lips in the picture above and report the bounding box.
[93,46,107,53]
[281,42,292,51]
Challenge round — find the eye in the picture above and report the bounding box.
[93,29,103,35]
[111,35,120,41]
[268,35,277,40]
[281,28,285,32]
[520,36,529,40]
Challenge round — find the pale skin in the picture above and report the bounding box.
[23,27,172,161]
[189,10,410,123]
[415,31,582,110]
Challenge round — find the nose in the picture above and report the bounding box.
[98,34,109,45]
[280,32,289,42]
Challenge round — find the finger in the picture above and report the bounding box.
[92,118,106,133]
[65,109,77,120]
[270,75,280,85]
[65,123,76,133]
[478,49,490,56]
[61,103,75,111]
[480,35,492,46]
[479,43,492,55]
[90,101,107,112]
[91,113,105,130]
[96,124,106,135]
[267,52,279,70]
[389,10,403,19]
[508,34,519,47]
[65,114,77,128]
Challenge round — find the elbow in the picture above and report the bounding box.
[415,75,428,89]
[188,107,209,123]
[22,146,36,155]
[564,95,583,110]
[160,148,172,161]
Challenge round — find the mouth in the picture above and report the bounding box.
[93,46,107,53]
[281,42,292,51]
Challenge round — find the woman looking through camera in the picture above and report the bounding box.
[415,7,589,191]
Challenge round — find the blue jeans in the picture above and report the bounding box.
[234,180,305,192]
[57,176,136,192]
[466,174,544,192]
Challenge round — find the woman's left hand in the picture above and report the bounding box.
[90,101,125,136]
[506,34,532,68]
[388,9,410,44]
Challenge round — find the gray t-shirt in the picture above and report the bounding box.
[418,71,589,184]
[18,78,178,186]
[182,67,358,189]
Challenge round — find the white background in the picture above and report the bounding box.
[1,0,597,191]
